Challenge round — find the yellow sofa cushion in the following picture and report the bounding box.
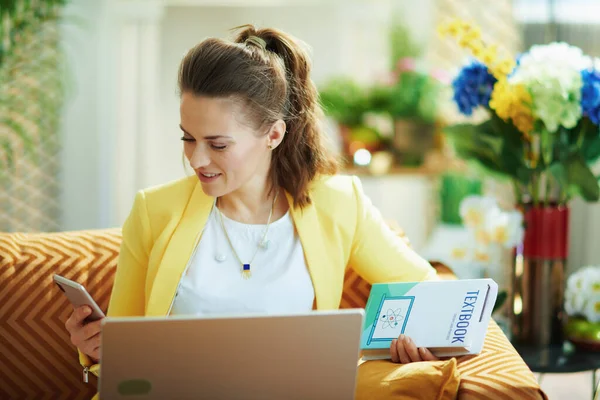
[356,358,460,400]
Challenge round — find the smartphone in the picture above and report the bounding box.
[53,274,105,322]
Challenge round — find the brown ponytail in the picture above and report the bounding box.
[178,24,339,208]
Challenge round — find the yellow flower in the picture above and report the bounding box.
[593,282,600,293]
[512,111,535,137]
[451,248,467,260]
[461,26,481,44]
[464,209,485,227]
[480,45,498,66]
[438,19,464,38]
[490,80,534,136]
[470,42,485,58]
[491,225,509,244]
[490,58,516,80]
[474,251,491,263]
[475,229,491,245]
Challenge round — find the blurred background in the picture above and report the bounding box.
[4,0,600,396]
[3,0,600,270]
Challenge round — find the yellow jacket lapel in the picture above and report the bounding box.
[286,193,334,310]
[146,182,214,316]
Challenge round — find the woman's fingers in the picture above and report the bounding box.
[418,346,439,361]
[395,335,411,364]
[390,339,400,363]
[403,336,423,362]
[390,335,440,363]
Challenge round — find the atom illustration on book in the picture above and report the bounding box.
[380,308,404,328]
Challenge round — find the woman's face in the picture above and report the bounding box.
[179,92,278,198]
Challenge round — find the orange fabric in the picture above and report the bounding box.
[356,358,460,400]
[0,229,547,399]
[0,229,121,400]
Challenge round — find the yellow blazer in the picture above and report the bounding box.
[81,174,436,384]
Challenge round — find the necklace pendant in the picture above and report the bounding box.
[242,263,252,279]
[259,239,270,249]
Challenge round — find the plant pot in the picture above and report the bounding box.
[393,120,435,166]
[564,317,600,352]
[510,205,569,347]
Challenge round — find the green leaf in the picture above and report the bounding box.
[566,153,600,201]
[493,290,508,314]
[582,122,600,163]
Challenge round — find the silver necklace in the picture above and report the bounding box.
[216,191,278,279]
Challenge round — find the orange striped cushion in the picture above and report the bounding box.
[0,230,547,399]
[0,230,121,400]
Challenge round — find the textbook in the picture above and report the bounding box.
[360,278,498,360]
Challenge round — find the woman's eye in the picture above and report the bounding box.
[211,144,228,150]
[180,136,195,142]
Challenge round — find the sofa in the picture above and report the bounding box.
[0,229,547,399]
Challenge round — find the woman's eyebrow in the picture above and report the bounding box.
[179,124,233,140]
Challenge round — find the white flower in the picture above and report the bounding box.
[564,290,585,317]
[510,42,587,132]
[584,295,600,323]
[459,196,499,229]
[565,266,600,320]
[484,208,524,248]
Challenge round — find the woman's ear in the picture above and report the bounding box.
[267,119,286,149]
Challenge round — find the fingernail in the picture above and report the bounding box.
[399,334,405,341]
[83,307,91,315]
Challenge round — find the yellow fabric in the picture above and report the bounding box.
[355,358,460,400]
[80,174,437,377]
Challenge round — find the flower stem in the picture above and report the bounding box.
[545,172,552,206]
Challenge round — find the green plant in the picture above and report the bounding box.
[1,0,68,64]
[370,68,440,124]
[388,18,421,70]
[1,0,69,178]
[318,77,371,128]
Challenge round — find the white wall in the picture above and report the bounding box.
[58,0,400,230]
[153,3,392,187]
[59,0,116,231]
[57,0,598,273]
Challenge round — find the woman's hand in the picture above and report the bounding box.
[65,306,104,363]
[390,334,438,364]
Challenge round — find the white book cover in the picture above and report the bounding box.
[360,278,498,360]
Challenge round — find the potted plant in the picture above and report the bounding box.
[1,0,70,232]
[439,18,600,347]
[319,77,389,167]
[369,58,444,166]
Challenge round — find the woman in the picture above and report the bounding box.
[65,24,440,384]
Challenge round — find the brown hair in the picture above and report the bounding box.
[178,24,338,208]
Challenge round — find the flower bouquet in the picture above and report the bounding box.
[564,266,600,351]
[438,18,600,346]
[438,19,600,205]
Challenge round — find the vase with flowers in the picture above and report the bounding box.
[438,19,600,347]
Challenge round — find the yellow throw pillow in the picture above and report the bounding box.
[355,358,460,400]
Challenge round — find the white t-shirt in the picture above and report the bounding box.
[170,203,315,316]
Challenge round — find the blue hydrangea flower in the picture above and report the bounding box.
[452,60,497,116]
[581,68,600,125]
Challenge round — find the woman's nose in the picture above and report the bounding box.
[189,146,210,169]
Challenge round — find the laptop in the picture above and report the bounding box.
[99,309,365,400]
